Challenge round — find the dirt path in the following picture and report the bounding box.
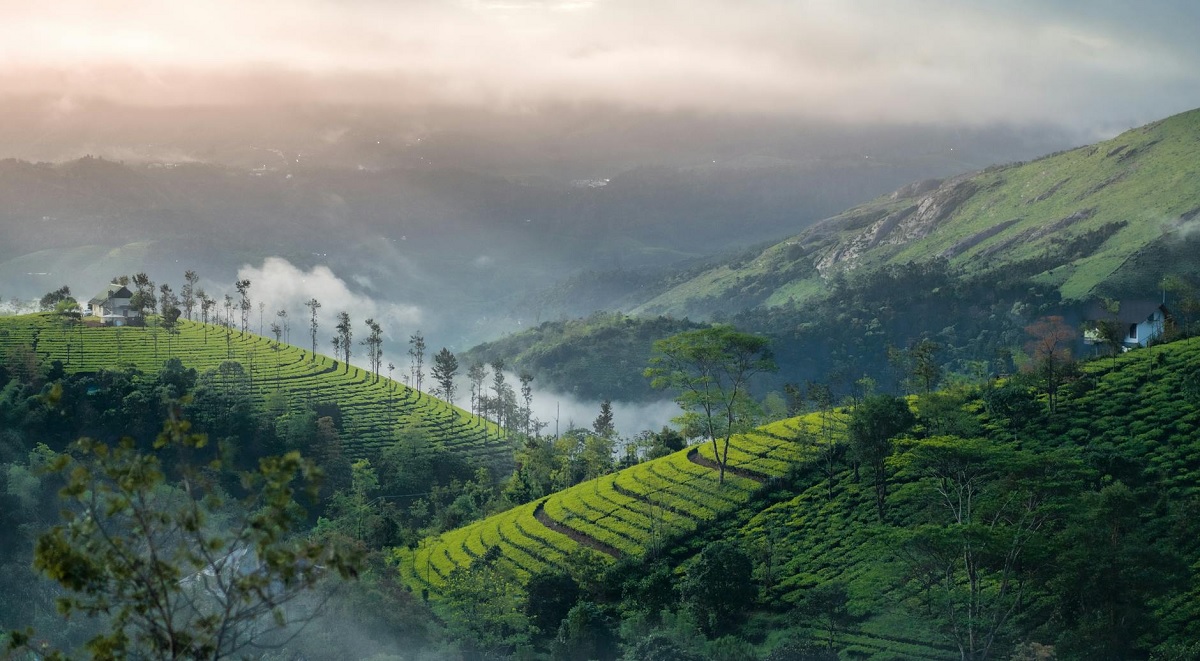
[686,448,769,484]
[533,501,622,559]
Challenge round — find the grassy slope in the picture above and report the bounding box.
[393,417,810,595]
[0,313,510,470]
[635,108,1200,316]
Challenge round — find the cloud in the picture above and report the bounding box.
[233,257,422,348]
[0,1,1197,130]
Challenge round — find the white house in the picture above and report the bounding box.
[1085,300,1171,349]
[87,284,139,326]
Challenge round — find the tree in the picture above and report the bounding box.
[39,285,73,311]
[198,291,214,337]
[803,381,844,502]
[555,601,619,661]
[431,348,459,404]
[645,327,776,483]
[181,270,199,321]
[519,372,535,436]
[234,279,251,334]
[681,540,756,635]
[911,338,942,394]
[1023,316,1076,414]
[54,298,83,365]
[490,359,508,431]
[1049,481,1179,660]
[1163,274,1200,341]
[159,283,179,318]
[335,312,352,370]
[362,318,383,381]
[524,570,580,636]
[593,399,615,438]
[847,394,914,521]
[468,362,488,418]
[408,332,426,392]
[26,414,361,660]
[795,582,851,653]
[304,298,321,360]
[161,305,182,357]
[441,548,534,659]
[891,437,1081,661]
[276,308,289,344]
[131,273,157,322]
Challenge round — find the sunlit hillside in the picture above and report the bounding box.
[0,313,510,470]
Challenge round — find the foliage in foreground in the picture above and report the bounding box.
[10,412,361,660]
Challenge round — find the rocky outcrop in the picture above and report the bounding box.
[817,177,978,272]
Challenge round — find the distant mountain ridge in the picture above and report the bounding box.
[632,108,1200,317]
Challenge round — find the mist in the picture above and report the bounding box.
[523,377,681,439]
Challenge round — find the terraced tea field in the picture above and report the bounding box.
[0,314,510,470]
[394,417,814,595]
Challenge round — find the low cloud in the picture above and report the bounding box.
[521,376,681,439]
[232,257,422,348]
[0,1,1197,130]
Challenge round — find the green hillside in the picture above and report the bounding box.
[403,334,1200,659]
[393,417,808,594]
[635,108,1200,316]
[0,313,510,470]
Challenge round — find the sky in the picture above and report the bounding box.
[2,0,1198,134]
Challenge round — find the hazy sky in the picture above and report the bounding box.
[1,1,1198,132]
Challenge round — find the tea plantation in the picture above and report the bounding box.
[394,417,811,594]
[0,313,510,470]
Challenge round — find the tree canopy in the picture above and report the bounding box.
[645,326,776,483]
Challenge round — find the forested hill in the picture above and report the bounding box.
[631,107,1200,318]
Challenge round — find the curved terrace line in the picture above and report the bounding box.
[533,500,622,559]
[687,447,770,483]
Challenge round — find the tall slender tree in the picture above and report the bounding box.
[181,269,199,320]
[490,359,507,431]
[468,362,487,417]
[593,399,615,438]
[277,308,290,344]
[519,372,535,436]
[363,318,383,381]
[305,298,321,360]
[409,332,427,392]
[336,312,353,370]
[432,348,460,404]
[234,279,251,334]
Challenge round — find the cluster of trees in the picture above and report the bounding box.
[39,274,480,410]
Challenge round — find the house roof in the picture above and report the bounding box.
[1085,299,1168,325]
[88,284,133,305]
